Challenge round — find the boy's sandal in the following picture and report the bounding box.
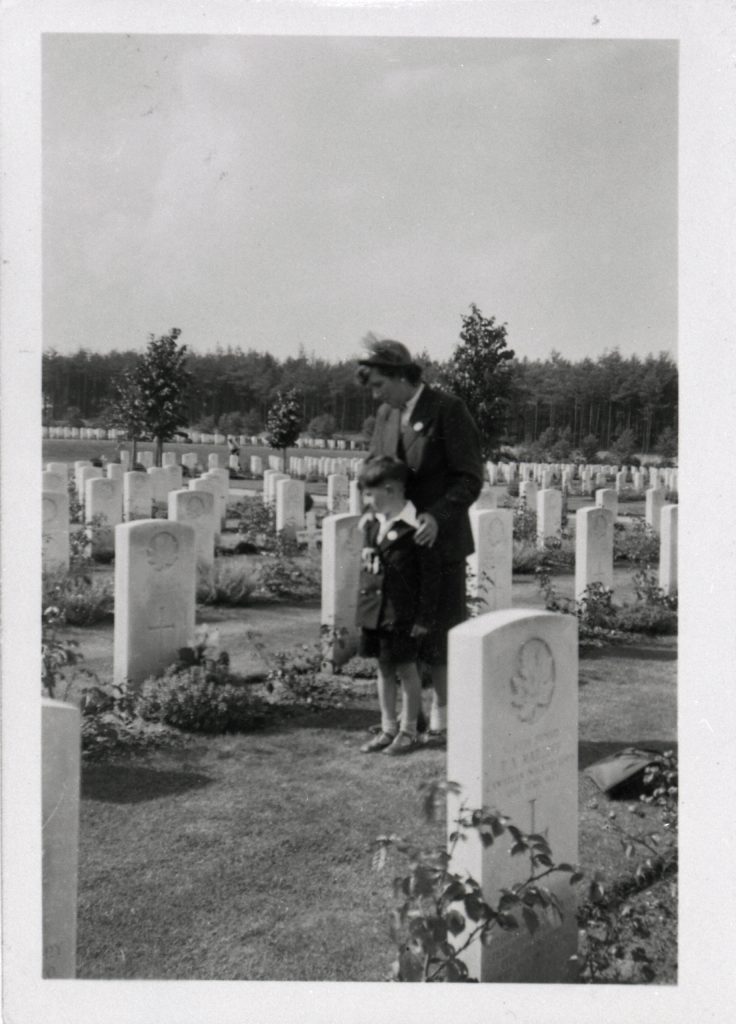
[361,731,396,753]
[421,729,447,749]
[382,731,420,756]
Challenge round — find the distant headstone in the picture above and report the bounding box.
[42,699,81,978]
[138,451,154,469]
[645,487,666,534]
[595,488,618,519]
[163,464,183,492]
[448,609,578,982]
[304,507,319,552]
[85,477,122,557]
[181,453,198,472]
[265,471,289,506]
[162,452,177,467]
[106,463,123,481]
[275,478,306,539]
[123,471,152,522]
[42,491,70,572]
[47,462,68,480]
[519,479,537,508]
[113,519,196,686]
[147,466,170,505]
[327,473,350,513]
[321,513,362,668]
[205,468,229,527]
[208,453,222,470]
[348,479,362,514]
[120,450,131,470]
[229,454,240,471]
[250,455,263,477]
[575,506,614,601]
[168,489,216,572]
[536,488,562,547]
[659,504,678,596]
[468,508,513,613]
[42,470,67,493]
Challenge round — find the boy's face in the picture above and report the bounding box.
[362,482,403,515]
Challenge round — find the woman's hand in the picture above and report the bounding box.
[414,512,438,547]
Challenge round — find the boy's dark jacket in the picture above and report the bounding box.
[356,513,442,632]
[368,384,483,563]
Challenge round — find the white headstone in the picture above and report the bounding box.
[265,471,289,506]
[250,455,263,476]
[304,507,319,552]
[327,473,350,513]
[123,471,152,522]
[575,506,614,601]
[275,478,306,539]
[595,488,618,519]
[321,513,362,668]
[229,454,240,471]
[163,464,183,492]
[147,466,171,505]
[208,453,222,469]
[113,519,197,686]
[348,479,362,514]
[42,699,81,978]
[120,450,131,470]
[85,477,122,557]
[468,509,513,613]
[182,453,198,472]
[138,450,154,469]
[42,470,67,493]
[42,491,70,572]
[168,489,216,571]
[47,462,68,480]
[447,609,578,982]
[106,463,123,481]
[205,468,230,527]
[536,488,562,547]
[162,452,177,467]
[645,487,666,534]
[519,480,537,508]
[659,504,678,596]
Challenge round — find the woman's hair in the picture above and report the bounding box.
[355,362,422,386]
[358,455,409,492]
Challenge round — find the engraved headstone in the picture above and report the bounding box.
[106,462,123,481]
[123,471,152,522]
[113,520,196,686]
[162,452,177,467]
[468,508,513,613]
[42,491,70,572]
[250,455,263,477]
[42,470,67,493]
[147,466,170,505]
[575,506,614,601]
[327,473,350,513]
[138,450,154,469]
[208,453,222,470]
[659,504,678,596]
[519,479,537,508]
[536,488,562,547]
[448,609,578,982]
[85,477,122,557]
[168,489,216,571]
[321,513,362,668]
[595,488,618,519]
[275,478,306,540]
[204,468,229,527]
[42,699,81,978]
[645,487,666,534]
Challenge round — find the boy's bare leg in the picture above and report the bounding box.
[429,664,448,732]
[395,660,422,737]
[376,658,399,735]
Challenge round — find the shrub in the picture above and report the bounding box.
[254,556,321,602]
[613,518,659,566]
[614,604,678,636]
[42,569,114,626]
[197,562,257,606]
[138,638,271,734]
[261,640,358,709]
[577,583,617,630]
[512,499,536,542]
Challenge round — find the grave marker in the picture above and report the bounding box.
[575,506,614,601]
[42,699,81,978]
[645,487,666,534]
[86,477,122,557]
[659,504,678,596]
[42,491,70,572]
[448,609,578,982]
[123,471,152,521]
[169,489,216,572]
[275,478,306,539]
[113,520,196,686]
[536,488,562,547]
[468,508,513,612]
[321,513,362,668]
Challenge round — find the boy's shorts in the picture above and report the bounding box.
[359,627,417,664]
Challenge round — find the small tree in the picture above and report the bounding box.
[440,304,515,458]
[580,434,599,463]
[109,370,147,465]
[136,328,192,466]
[611,428,638,466]
[307,413,336,439]
[266,388,303,469]
[654,426,678,461]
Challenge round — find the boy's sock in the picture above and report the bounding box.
[429,700,447,733]
[381,716,398,736]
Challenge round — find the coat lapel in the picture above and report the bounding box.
[401,386,437,465]
[378,404,402,458]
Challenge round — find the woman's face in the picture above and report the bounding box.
[365,368,410,408]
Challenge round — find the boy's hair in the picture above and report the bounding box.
[358,456,409,492]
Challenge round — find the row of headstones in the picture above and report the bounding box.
[488,460,677,493]
[43,425,364,450]
[44,426,126,440]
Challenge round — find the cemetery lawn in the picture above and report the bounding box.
[75,604,677,981]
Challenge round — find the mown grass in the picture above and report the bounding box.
[76,636,677,981]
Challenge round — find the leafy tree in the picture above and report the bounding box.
[611,427,638,465]
[307,413,336,438]
[440,304,515,457]
[218,411,245,437]
[266,388,303,467]
[109,370,147,464]
[136,328,192,465]
[580,433,600,463]
[654,426,678,461]
[549,426,573,461]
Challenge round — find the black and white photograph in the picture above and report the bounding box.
[1,2,734,1022]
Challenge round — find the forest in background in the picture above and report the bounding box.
[42,343,677,454]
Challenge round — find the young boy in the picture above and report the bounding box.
[356,456,442,755]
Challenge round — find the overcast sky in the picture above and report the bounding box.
[42,34,677,364]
